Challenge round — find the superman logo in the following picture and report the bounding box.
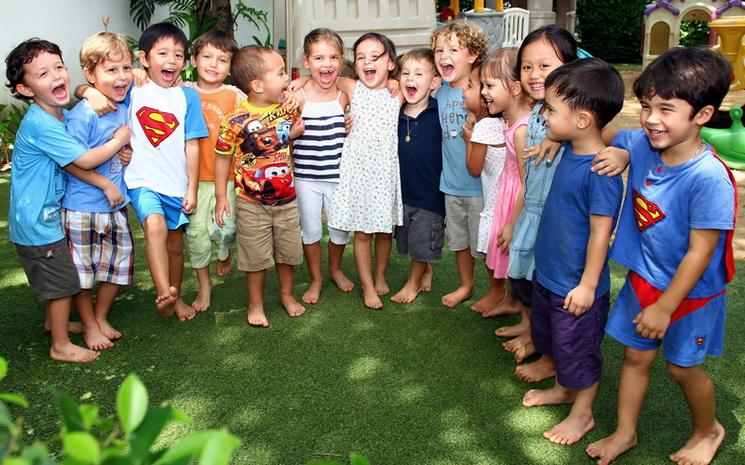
[632,189,666,231]
[136,107,179,148]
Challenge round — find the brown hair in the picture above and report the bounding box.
[481,47,518,88]
[191,29,238,58]
[430,20,487,66]
[230,45,273,94]
[399,48,436,72]
[79,32,133,73]
[5,38,63,100]
[303,27,345,57]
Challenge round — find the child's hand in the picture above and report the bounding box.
[133,68,150,87]
[118,145,132,166]
[290,117,305,140]
[102,181,125,208]
[497,224,513,254]
[525,139,561,165]
[633,303,672,340]
[215,197,231,227]
[282,90,301,113]
[344,113,354,134]
[112,125,130,148]
[84,86,116,116]
[462,113,476,143]
[591,146,630,176]
[288,75,311,93]
[182,191,197,215]
[386,79,401,97]
[563,284,595,316]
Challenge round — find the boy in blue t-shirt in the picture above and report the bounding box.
[588,48,735,465]
[522,59,624,446]
[5,39,130,364]
[63,32,136,351]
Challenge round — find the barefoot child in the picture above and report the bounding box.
[587,47,735,465]
[390,48,444,304]
[63,32,136,349]
[214,45,305,327]
[430,21,489,309]
[501,26,577,368]
[182,30,245,312]
[122,23,208,321]
[6,38,130,363]
[520,58,624,446]
[479,48,532,321]
[292,28,354,304]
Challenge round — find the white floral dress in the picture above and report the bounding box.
[329,81,402,233]
[470,116,506,254]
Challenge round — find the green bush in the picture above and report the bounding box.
[680,19,709,46]
[576,0,647,63]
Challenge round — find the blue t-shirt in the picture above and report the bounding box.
[610,129,734,297]
[535,145,623,298]
[9,104,86,246]
[436,82,482,196]
[398,98,445,216]
[62,99,129,212]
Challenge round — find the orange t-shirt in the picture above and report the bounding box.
[184,83,245,181]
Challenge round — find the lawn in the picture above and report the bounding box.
[0,173,743,465]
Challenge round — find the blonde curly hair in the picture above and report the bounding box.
[430,20,487,66]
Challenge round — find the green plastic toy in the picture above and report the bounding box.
[702,107,745,170]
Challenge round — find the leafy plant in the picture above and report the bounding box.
[234,1,271,47]
[0,102,27,169]
[0,357,240,465]
[680,19,709,47]
[576,0,647,63]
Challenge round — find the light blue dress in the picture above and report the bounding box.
[507,102,565,280]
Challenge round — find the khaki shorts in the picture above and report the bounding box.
[235,197,303,272]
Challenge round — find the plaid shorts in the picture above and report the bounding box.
[63,208,134,288]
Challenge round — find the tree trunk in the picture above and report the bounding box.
[196,0,234,38]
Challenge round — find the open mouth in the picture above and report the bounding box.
[405,85,418,97]
[319,69,336,86]
[161,69,177,82]
[440,63,454,75]
[51,83,67,99]
[363,68,376,80]
[647,128,668,137]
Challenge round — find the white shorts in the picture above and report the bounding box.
[295,178,349,245]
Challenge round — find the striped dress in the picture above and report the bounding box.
[292,90,346,181]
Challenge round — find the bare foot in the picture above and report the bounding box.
[441,286,473,308]
[420,264,432,292]
[522,386,576,407]
[156,286,178,317]
[282,294,306,317]
[247,304,269,327]
[495,317,530,338]
[669,422,725,465]
[586,432,638,465]
[83,326,114,350]
[374,276,390,296]
[302,280,322,304]
[96,318,121,340]
[503,332,531,353]
[544,414,595,445]
[471,290,503,313]
[174,299,196,322]
[482,295,522,318]
[390,281,420,303]
[192,281,212,312]
[514,340,536,363]
[516,356,556,383]
[331,270,355,292]
[216,255,232,277]
[45,320,83,334]
[49,342,99,364]
[363,285,384,310]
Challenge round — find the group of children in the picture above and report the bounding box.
[5,16,736,465]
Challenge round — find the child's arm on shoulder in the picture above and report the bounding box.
[564,214,615,315]
[75,84,117,116]
[634,229,721,340]
[182,139,199,214]
[498,125,529,253]
[72,125,130,169]
[64,165,124,208]
[463,112,485,175]
[525,137,561,165]
[592,125,629,176]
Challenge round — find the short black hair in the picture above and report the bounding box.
[634,46,732,118]
[353,32,399,78]
[545,58,624,128]
[139,22,188,57]
[516,25,577,76]
[5,38,63,100]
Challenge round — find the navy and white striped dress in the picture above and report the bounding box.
[292,90,346,181]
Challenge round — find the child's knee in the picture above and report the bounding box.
[623,347,656,369]
[665,361,705,383]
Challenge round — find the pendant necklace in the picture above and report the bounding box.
[405,115,411,142]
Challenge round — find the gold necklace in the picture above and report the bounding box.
[689,141,705,162]
[405,115,411,142]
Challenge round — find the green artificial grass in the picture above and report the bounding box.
[0,173,743,465]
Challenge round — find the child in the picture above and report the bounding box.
[502,26,577,371]
[521,58,625,446]
[6,38,129,363]
[182,30,245,312]
[327,32,405,310]
[461,62,508,315]
[292,28,354,305]
[390,48,444,304]
[63,32,136,350]
[123,23,208,321]
[214,45,305,327]
[430,20,489,309]
[480,48,533,320]
[587,47,735,465]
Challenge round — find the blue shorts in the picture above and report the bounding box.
[605,276,726,367]
[129,187,189,230]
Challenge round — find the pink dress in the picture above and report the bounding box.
[485,114,531,278]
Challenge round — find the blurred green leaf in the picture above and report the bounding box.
[198,430,239,465]
[0,393,29,408]
[53,390,86,432]
[63,432,100,464]
[0,357,7,381]
[350,453,371,465]
[129,406,178,461]
[151,430,213,465]
[117,375,148,435]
